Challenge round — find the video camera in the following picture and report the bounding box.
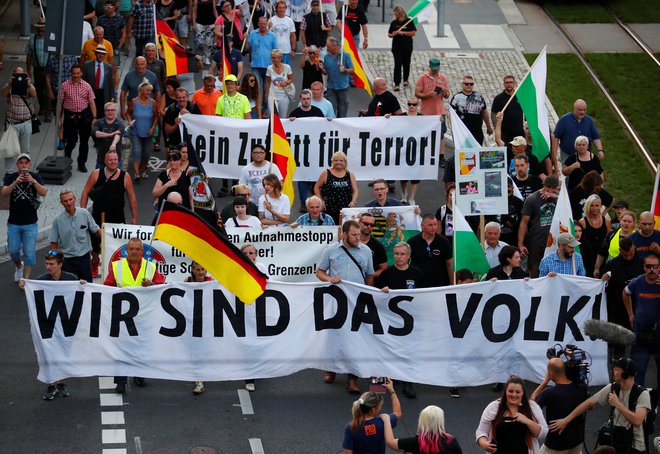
[546,343,591,385]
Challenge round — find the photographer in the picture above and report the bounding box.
[1,153,47,283]
[1,68,36,169]
[531,357,589,454]
[549,358,650,454]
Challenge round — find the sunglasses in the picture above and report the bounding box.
[407,103,418,106]
[463,82,474,86]
[644,264,660,270]
[360,222,375,227]
[47,250,61,257]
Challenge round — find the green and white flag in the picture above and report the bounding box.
[407,0,434,24]
[544,177,576,256]
[449,107,482,149]
[452,193,490,276]
[516,48,551,163]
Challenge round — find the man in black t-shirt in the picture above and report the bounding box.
[337,0,368,49]
[364,78,403,117]
[408,214,453,287]
[163,87,201,147]
[512,153,543,201]
[491,75,523,144]
[1,153,48,282]
[358,213,388,281]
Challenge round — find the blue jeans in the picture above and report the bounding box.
[326,88,348,118]
[252,67,268,114]
[632,333,660,388]
[7,222,38,266]
[130,132,153,163]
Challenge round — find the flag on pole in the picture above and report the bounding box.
[652,167,660,229]
[267,106,296,207]
[341,22,372,97]
[156,17,177,39]
[544,178,576,256]
[516,48,551,163]
[449,107,482,149]
[153,202,268,303]
[452,194,490,276]
[159,33,197,77]
[407,0,434,24]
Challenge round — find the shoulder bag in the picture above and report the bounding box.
[89,169,119,201]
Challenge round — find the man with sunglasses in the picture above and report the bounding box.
[20,249,85,400]
[449,75,493,146]
[624,253,660,389]
[407,214,453,287]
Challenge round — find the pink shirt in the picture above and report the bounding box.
[415,70,449,115]
[60,79,95,112]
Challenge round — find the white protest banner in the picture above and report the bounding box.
[455,147,509,215]
[103,224,338,282]
[25,275,608,386]
[181,115,441,181]
[341,206,421,265]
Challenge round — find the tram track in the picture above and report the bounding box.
[540,4,659,174]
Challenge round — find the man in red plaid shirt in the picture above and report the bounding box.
[59,64,97,173]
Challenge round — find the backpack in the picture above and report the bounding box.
[612,382,659,450]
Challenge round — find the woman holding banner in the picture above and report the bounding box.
[314,151,358,224]
[486,245,527,281]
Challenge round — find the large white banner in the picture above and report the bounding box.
[103,224,338,282]
[181,115,442,181]
[25,275,609,386]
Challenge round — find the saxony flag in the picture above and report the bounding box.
[407,0,434,24]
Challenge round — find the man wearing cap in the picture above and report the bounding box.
[215,75,252,119]
[301,1,333,51]
[26,17,51,122]
[518,175,560,278]
[193,75,222,116]
[512,153,543,201]
[83,45,116,117]
[610,199,629,231]
[505,135,546,178]
[1,153,47,282]
[414,57,449,167]
[491,75,524,145]
[450,75,493,146]
[539,232,586,277]
[551,99,604,172]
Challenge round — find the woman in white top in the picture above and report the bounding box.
[265,48,294,116]
[228,196,262,228]
[258,173,290,226]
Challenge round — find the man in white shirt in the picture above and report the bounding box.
[484,221,508,268]
[268,1,297,64]
[238,144,283,205]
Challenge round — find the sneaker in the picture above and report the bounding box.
[193,381,205,395]
[245,382,255,392]
[203,58,211,66]
[408,198,416,206]
[91,259,99,279]
[78,165,88,173]
[401,192,408,204]
[654,436,660,453]
[56,382,70,398]
[402,382,416,398]
[57,139,65,150]
[439,156,447,168]
[115,383,126,394]
[449,387,461,398]
[403,81,409,87]
[14,263,23,282]
[141,170,149,179]
[43,385,56,400]
[393,85,400,92]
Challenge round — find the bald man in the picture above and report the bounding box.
[551,99,604,172]
[531,357,589,454]
[364,77,403,117]
[119,56,160,121]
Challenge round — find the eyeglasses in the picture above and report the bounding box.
[407,103,418,106]
[47,250,61,257]
[249,79,256,83]
[360,221,375,227]
[463,82,474,86]
[644,264,660,270]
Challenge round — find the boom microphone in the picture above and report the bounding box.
[583,319,635,346]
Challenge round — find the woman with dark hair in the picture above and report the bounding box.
[569,170,613,221]
[152,150,193,213]
[435,184,455,239]
[342,378,403,454]
[258,173,290,226]
[239,73,262,119]
[476,375,547,454]
[158,78,181,154]
[382,405,462,454]
[387,5,416,91]
[486,245,527,281]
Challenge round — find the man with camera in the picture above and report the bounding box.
[531,357,589,454]
[1,153,47,283]
[1,68,36,169]
[549,357,651,454]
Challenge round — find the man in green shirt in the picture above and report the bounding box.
[215,74,252,119]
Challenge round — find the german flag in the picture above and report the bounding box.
[159,34,197,77]
[153,202,268,303]
[653,168,660,229]
[220,31,232,94]
[342,22,372,97]
[267,107,296,207]
[155,18,176,39]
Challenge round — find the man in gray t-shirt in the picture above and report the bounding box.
[119,56,161,120]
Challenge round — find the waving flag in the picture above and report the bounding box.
[154,202,268,303]
[267,107,296,207]
[544,178,576,256]
[449,106,482,149]
[341,22,372,97]
[452,193,490,276]
[516,48,551,162]
[407,0,434,24]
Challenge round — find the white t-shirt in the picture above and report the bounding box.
[266,64,293,101]
[269,15,295,53]
[258,193,291,221]
[239,161,284,204]
[228,215,262,229]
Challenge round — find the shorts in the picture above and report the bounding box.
[176,15,190,38]
[8,222,38,266]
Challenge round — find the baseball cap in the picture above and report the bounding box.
[429,58,441,70]
[95,44,108,54]
[612,199,629,209]
[510,136,527,147]
[17,152,31,162]
[557,233,580,247]
[311,0,320,5]
[224,74,238,83]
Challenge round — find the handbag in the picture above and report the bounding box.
[284,81,296,100]
[19,95,40,135]
[0,124,21,158]
[89,169,119,201]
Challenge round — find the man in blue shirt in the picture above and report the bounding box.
[630,211,660,259]
[321,36,354,118]
[551,99,604,170]
[539,232,586,277]
[246,16,278,115]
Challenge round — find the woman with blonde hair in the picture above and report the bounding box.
[342,378,402,454]
[265,48,294,116]
[126,79,159,182]
[314,150,358,224]
[382,405,462,453]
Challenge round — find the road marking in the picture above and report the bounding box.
[102,429,127,444]
[249,438,265,454]
[100,393,123,406]
[102,450,127,454]
[101,411,125,425]
[237,389,254,415]
[98,377,115,389]
[134,436,143,454]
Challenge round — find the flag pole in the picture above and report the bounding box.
[143,201,166,281]
[340,4,346,66]
[152,4,160,60]
[394,5,431,34]
[241,0,259,53]
[452,191,457,284]
[268,93,274,174]
[500,45,547,114]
